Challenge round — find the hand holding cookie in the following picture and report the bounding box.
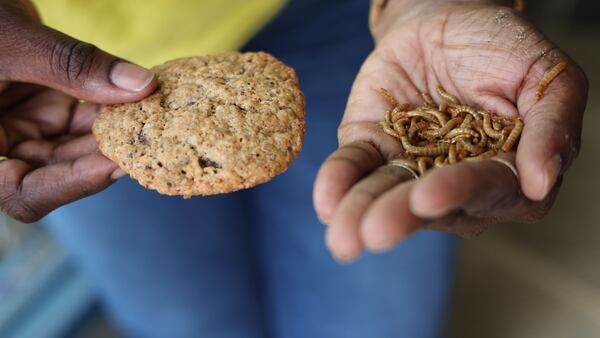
[0,0,157,222]
[313,4,588,262]
[93,53,305,198]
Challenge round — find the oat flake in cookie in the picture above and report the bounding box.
[93,52,306,197]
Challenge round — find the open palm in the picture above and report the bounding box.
[313,5,588,261]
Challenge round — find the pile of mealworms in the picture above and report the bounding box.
[379,86,524,176]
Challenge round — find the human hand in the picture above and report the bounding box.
[313,3,588,261]
[0,0,157,222]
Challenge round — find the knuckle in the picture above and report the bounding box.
[0,195,43,223]
[12,197,46,223]
[0,184,46,223]
[50,38,99,85]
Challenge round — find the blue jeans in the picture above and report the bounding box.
[45,1,457,337]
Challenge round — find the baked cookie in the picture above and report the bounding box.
[93,52,305,197]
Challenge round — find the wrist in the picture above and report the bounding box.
[370,0,516,41]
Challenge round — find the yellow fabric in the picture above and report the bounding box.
[32,0,287,68]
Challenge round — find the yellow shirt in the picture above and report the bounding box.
[32,0,287,67]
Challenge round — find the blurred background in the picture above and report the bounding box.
[0,0,598,337]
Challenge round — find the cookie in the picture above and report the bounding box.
[93,52,305,197]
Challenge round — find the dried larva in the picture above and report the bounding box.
[382,85,523,175]
[379,88,399,107]
[434,156,446,168]
[406,110,440,124]
[448,144,457,164]
[460,138,485,156]
[436,86,459,105]
[444,128,479,140]
[536,61,567,101]
[421,92,436,107]
[420,117,463,138]
[502,118,524,152]
[483,112,505,139]
[380,121,400,139]
[417,157,433,176]
[465,150,498,162]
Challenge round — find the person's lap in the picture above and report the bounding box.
[45,1,457,337]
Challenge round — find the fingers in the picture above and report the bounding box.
[326,164,415,262]
[0,153,119,223]
[69,102,100,134]
[409,158,520,219]
[0,91,99,154]
[3,89,75,136]
[409,154,554,225]
[0,83,45,112]
[517,59,588,201]
[313,141,383,223]
[0,7,157,103]
[9,134,98,167]
[360,181,422,251]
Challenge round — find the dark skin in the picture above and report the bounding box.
[313,0,588,261]
[0,0,156,222]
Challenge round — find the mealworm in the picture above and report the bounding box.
[448,144,457,164]
[461,114,474,128]
[460,138,485,156]
[380,121,401,139]
[476,125,488,147]
[402,137,451,157]
[502,118,524,152]
[434,156,446,168]
[406,110,440,124]
[396,123,450,156]
[451,105,482,120]
[409,120,429,139]
[417,108,448,126]
[421,92,435,107]
[439,100,448,114]
[390,104,409,122]
[492,120,502,131]
[384,109,393,124]
[436,86,459,105]
[491,130,508,150]
[379,88,399,107]
[420,117,463,138]
[444,128,479,140]
[536,61,567,101]
[425,109,450,126]
[465,150,498,162]
[417,157,433,176]
[483,112,505,139]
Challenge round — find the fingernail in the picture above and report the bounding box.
[110,62,154,92]
[110,168,127,180]
[541,154,562,200]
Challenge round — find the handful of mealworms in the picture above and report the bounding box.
[379,86,524,176]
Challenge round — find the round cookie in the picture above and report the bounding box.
[93,52,305,197]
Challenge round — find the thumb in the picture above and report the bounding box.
[0,19,157,103]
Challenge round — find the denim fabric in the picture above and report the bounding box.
[45,1,457,337]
